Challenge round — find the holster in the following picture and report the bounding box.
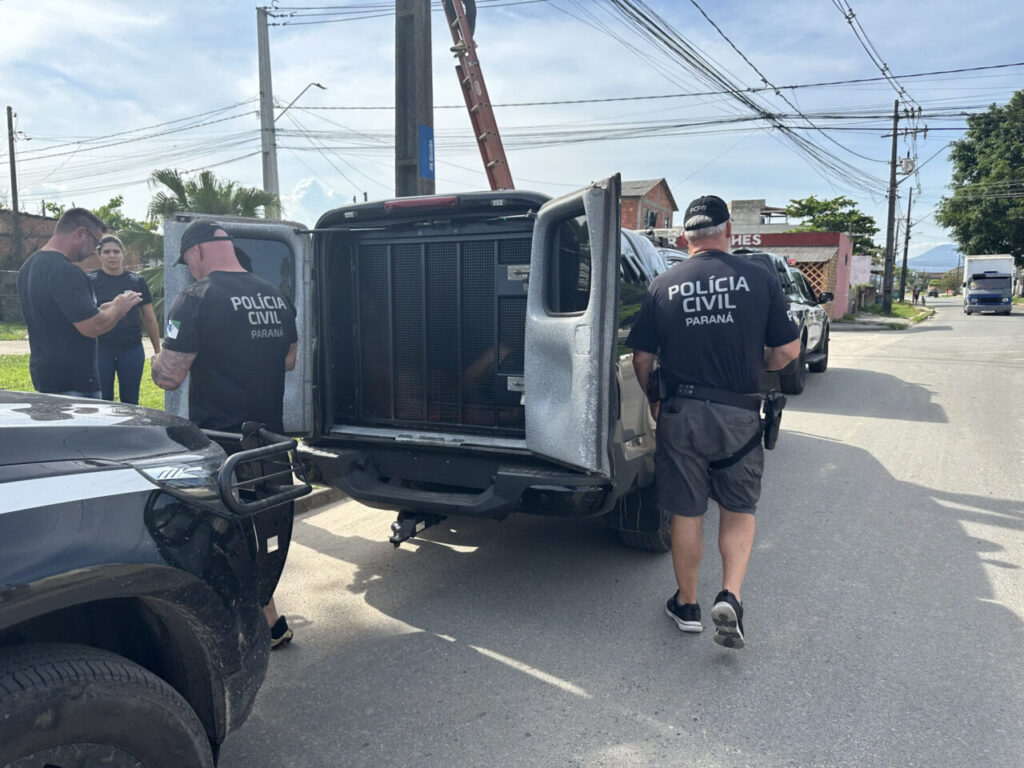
[762,390,787,450]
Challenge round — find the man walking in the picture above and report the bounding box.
[626,195,799,649]
[151,219,298,648]
[17,208,142,397]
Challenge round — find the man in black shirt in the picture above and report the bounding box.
[151,219,298,649]
[626,195,799,650]
[17,209,143,397]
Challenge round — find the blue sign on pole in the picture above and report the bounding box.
[418,124,435,180]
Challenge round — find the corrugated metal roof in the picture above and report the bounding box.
[763,245,838,263]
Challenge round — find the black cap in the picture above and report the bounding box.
[175,219,233,266]
[683,195,730,230]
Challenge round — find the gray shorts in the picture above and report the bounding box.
[655,397,764,517]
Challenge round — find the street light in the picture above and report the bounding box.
[275,82,326,123]
[260,82,327,218]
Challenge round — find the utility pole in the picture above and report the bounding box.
[881,100,899,315]
[898,187,913,301]
[395,0,435,197]
[257,8,280,217]
[6,106,21,265]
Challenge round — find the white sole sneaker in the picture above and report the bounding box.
[665,604,703,633]
[711,600,745,649]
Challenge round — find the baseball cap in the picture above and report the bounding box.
[175,219,234,266]
[683,195,730,230]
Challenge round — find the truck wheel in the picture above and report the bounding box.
[808,334,829,373]
[0,643,214,768]
[778,339,807,394]
[613,485,671,553]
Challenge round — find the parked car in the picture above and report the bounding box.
[927,287,939,298]
[163,177,676,553]
[657,246,687,265]
[0,391,309,767]
[731,248,832,394]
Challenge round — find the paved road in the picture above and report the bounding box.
[221,296,1024,768]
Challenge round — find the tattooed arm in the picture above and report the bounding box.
[151,349,197,390]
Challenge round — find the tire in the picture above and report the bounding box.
[0,643,214,768]
[808,333,829,374]
[778,339,807,394]
[613,484,671,553]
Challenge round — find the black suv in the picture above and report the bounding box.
[0,391,309,767]
[162,176,679,552]
[732,248,832,394]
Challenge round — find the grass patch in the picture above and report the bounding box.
[0,322,28,341]
[0,354,166,410]
[862,302,932,323]
[1013,296,1024,305]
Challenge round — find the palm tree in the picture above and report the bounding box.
[147,169,279,222]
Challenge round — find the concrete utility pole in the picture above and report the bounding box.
[881,100,899,315]
[257,7,280,217]
[6,106,21,265]
[395,0,435,197]
[898,186,913,301]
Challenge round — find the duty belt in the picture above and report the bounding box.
[670,383,761,412]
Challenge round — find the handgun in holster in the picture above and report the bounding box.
[762,390,787,450]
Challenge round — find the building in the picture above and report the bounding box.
[620,179,677,230]
[729,199,792,235]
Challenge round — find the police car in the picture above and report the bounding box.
[0,391,309,767]
[732,248,832,394]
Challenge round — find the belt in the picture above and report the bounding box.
[670,383,761,412]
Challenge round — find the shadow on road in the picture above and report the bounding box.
[785,366,948,423]
[224,433,1023,767]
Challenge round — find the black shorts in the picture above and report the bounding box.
[655,397,764,517]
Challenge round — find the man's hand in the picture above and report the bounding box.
[112,290,143,313]
[649,400,660,421]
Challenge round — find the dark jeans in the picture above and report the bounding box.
[98,343,145,404]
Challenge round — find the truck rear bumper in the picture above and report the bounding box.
[298,444,611,519]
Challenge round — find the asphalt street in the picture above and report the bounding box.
[220,296,1024,768]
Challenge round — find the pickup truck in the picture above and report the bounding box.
[732,248,833,394]
[0,391,309,767]
[162,176,680,552]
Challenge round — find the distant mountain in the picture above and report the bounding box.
[908,243,961,273]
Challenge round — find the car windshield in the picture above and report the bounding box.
[968,276,1010,291]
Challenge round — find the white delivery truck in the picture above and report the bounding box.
[963,254,1014,315]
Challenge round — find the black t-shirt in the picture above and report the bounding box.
[88,269,153,351]
[626,249,799,394]
[16,250,100,393]
[163,271,298,432]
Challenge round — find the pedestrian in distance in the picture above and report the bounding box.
[16,208,143,398]
[88,235,162,404]
[626,195,800,650]
[151,220,298,650]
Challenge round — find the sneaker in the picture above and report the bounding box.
[270,616,293,650]
[665,592,702,633]
[711,590,745,649]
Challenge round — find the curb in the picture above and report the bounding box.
[831,323,906,332]
[294,484,348,517]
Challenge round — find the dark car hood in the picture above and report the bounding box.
[0,391,211,466]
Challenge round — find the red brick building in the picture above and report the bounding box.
[620,179,677,230]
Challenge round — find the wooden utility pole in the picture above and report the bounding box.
[898,187,913,301]
[6,106,21,265]
[395,0,435,197]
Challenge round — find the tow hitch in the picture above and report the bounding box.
[389,511,446,548]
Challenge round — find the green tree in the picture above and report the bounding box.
[92,195,163,264]
[785,195,881,256]
[935,90,1024,267]
[147,169,278,222]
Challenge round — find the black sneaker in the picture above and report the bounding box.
[711,590,745,649]
[665,592,702,633]
[270,616,293,650]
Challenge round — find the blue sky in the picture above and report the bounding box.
[2,0,1022,260]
